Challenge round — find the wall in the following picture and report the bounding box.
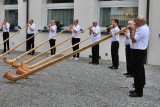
[3,0,158,65]
[147,0,160,65]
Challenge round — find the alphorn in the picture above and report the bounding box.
[3,27,69,65]
[10,27,90,68]
[20,27,108,70]
[4,27,129,82]
[0,29,44,58]
[0,25,27,47]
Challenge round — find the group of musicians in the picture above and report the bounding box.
[0,16,150,97]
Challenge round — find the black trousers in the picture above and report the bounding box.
[131,49,146,95]
[111,41,119,67]
[92,44,99,64]
[125,45,132,75]
[49,39,56,55]
[3,32,10,53]
[27,34,35,54]
[72,38,80,58]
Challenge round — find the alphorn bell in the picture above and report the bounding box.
[4,27,129,82]
[3,26,69,66]
[19,29,106,69]
[0,25,27,47]
[0,29,44,58]
[10,27,90,68]
[17,27,108,74]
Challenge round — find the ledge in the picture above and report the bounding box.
[38,29,71,33]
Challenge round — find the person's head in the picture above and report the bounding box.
[73,19,79,25]
[92,20,98,27]
[51,20,55,25]
[135,16,146,27]
[112,19,119,27]
[128,20,135,26]
[3,18,7,23]
[28,19,33,24]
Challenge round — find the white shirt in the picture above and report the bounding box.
[110,26,120,42]
[27,23,36,34]
[49,25,57,40]
[90,25,101,42]
[124,29,131,45]
[130,24,150,50]
[2,22,10,32]
[71,25,81,38]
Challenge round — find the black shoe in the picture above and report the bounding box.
[129,90,136,94]
[108,66,113,68]
[89,62,94,64]
[123,73,130,75]
[110,66,118,69]
[132,84,135,88]
[129,92,142,97]
[126,75,133,78]
[31,53,34,55]
[93,63,99,65]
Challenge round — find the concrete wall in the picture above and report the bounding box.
[147,0,160,65]
[2,0,159,65]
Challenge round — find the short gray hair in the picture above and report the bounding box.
[137,16,146,24]
[128,20,135,25]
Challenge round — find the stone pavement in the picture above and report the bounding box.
[0,51,160,107]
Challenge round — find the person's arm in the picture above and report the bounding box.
[29,24,36,31]
[70,25,78,33]
[93,26,101,36]
[130,25,138,43]
[51,26,56,32]
[124,30,130,39]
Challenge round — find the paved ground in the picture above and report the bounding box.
[0,51,160,107]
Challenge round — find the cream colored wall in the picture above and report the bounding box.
[147,0,160,65]
[3,0,158,65]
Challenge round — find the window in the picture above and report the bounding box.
[98,0,138,27]
[47,0,73,3]
[48,9,73,26]
[100,7,138,27]
[4,0,18,5]
[4,0,18,31]
[5,10,18,30]
[46,0,74,31]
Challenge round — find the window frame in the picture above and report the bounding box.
[46,3,74,28]
[98,0,139,28]
[4,4,18,31]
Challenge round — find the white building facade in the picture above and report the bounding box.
[0,0,159,65]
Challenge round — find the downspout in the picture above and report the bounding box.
[146,0,150,25]
[26,0,29,51]
[146,0,150,64]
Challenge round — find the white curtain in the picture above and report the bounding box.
[47,9,74,26]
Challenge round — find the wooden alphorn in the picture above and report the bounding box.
[0,29,44,58]
[9,27,89,68]
[3,27,69,65]
[10,27,90,68]
[20,27,107,70]
[0,25,27,47]
[16,27,128,75]
[4,27,129,82]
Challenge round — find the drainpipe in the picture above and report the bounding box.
[145,0,150,64]
[146,0,150,25]
[26,0,29,51]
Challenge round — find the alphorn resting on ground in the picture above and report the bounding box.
[4,27,90,68]
[3,26,69,65]
[17,27,108,71]
[3,27,129,82]
[0,29,44,58]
